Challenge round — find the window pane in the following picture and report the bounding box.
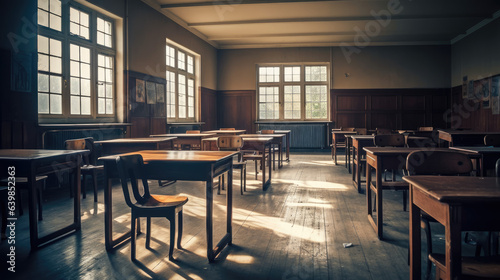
[305,85,327,119]
[81,97,91,115]
[50,75,61,93]
[50,94,62,114]
[38,93,49,114]
[178,51,185,70]
[38,73,49,92]
[284,66,300,82]
[38,35,49,54]
[305,66,328,82]
[69,7,89,39]
[187,55,194,74]
[98,98,105,114]
[38,54,49,72]
[259,66,279,83]
[71,96,80,114]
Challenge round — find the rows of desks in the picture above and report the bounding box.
[332,129,500,280]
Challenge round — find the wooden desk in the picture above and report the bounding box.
[242,134,284,170]
[202,130,246,135]
[403,176,500,280]
[364,147,480,239]
[99,150,237,262]
[0,149,86,249]
[273,130,291,162]
[437,130,498,147]
[95,137,176,155]
[150,133,214,150]
[204,137,273,190]
[450,146,500,176]
[332,131,358,165]
[351,136,375,193]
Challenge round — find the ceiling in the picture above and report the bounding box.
[145,0,500,49]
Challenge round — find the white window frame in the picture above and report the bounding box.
[257,63,330,121]
[166,40,200,123]
[37,0,118,122]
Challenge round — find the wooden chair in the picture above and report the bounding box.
[340,127,355,131]
[407,151,475,280]
[375,128,392,135]
[217,136,247,195]
[65,137,104,202]
[373,134,408,210]
[354,128,368,135]
[186,130,200,134]
[116,154,188,261]
[418,126,434,132]
[484,134,500,146]
[220,128,235,130]
[0,187,7,240]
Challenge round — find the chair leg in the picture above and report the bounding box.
[222,174,225,190]
[146,217,151,249]
[254,160,258,179]
[131,215,137,260]
[423,218,433,280]
[168,215,176,261]
[217,176,221,195]
[243,165,247,192]
[82,174,87,199]
[92,170,98,202]
[177,210,183,249]
[36,187,43,221]
[240,167,244,195]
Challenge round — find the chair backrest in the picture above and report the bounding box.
[186,130,201,134]
[373,134,405,147]
[354,128,367,135]
[217,136,243,151]
[220,128,235,130]
[340,127,355,131]
[65,137,97,165]
[116,154,151,208]
[261,130,275,134]
[407,151,473,175]
[496,158,500,177]
[375,128,392,135]
[418,126,434,132]
[484,134,500,147]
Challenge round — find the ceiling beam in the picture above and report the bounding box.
[208,32,459,41]
[161,0,342,9]
[218,40,451,49]
[188,14,490,26]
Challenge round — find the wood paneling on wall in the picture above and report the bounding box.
[332,88,450,130]
[201,87,217,131]
[217,90,256,133]
[450,86,500,131]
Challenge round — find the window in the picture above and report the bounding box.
[37,0,116,120]
[257,64,329,121]
[166,42,198,122]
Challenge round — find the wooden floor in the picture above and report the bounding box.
[1,152,470,279]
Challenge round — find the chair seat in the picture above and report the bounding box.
[233,162,246,168]
[430,254,500,279]
[142,195,189,208]
[370,181,409,191]
[81,165,104,172]
[243,154,267,160]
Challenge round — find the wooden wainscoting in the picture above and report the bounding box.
[331,88,450,130]
[201,87,217,131]
[217,90,257,133]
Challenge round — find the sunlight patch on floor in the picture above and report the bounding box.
[272,178,348,190]
[226,254,255,264]
[297,160,335,166]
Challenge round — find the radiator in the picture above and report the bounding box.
[258,123,328,149]
[43,128,125,149]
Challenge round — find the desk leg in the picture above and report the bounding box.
[333,139,337,165]
[376,160,383,239]
[278,142,283,168]
[286,134,290,162]
[226,168,233,245]
[104,176,131,251]
[28,165,37,250]
[446,206,462,279]
[409,187,421,280]
[206,179,215,262]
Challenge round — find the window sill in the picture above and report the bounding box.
[256,121,332,124]
[38,123,132,129]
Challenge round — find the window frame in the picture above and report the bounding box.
[256,63,330,122]
[166,41,199,123]
[37,0,117,122]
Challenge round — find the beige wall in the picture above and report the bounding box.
[218,45,451,91]
[127,0,217,90]
[451,17,500,87]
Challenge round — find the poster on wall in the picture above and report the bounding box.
[467,80,474,100]
[483,77,491,109]
[136,79,145,103]
[156,83,165,103]
[473,80,482,102]
[492,76,500,115]
[462,76,468,98]
[146,81,156,104]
